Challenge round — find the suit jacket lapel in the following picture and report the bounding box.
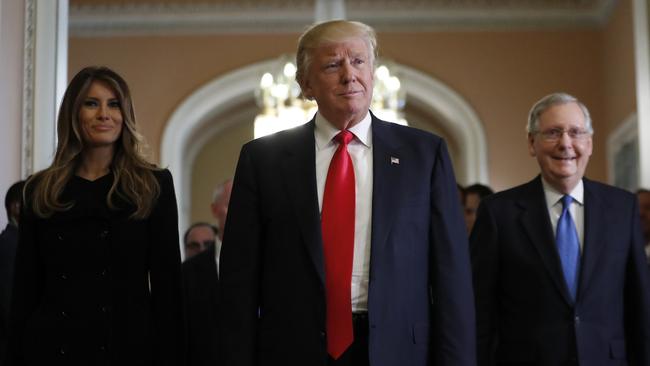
[577,178,607,300]
[370,117,403,260]
[279,120,325,284]
[519,176,574,305]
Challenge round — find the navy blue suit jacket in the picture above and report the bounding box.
[219,114,476,366]
[471,176,650,366]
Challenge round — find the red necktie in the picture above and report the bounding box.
[321,130,355,359]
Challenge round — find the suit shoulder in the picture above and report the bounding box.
[375,118,442,143]
[152,167,173,182]
[241,122,310,153]
[584,178,637,205]
[480,179,538,207]
[584,178,632,196]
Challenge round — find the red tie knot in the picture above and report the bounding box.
[336,130,354,146]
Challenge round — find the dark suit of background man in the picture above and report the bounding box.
[471,92,650,366]
[219,20,475,366]
[182,178,233,366]
[182,222,219,366]
[0,180,25,365]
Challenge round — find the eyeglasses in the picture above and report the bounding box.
[185,240,215,251]
[536,128,591,142]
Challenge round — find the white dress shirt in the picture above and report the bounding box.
[314,112,373,312]
[542,178,585,251]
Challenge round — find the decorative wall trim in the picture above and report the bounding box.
[69,0,617,37]
[22,0,36,178]
[398,65,488,186]
[607,113,638,191]
[160,59,488,236]
[25,0,68,174]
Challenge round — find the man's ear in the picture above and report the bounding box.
[301,81,312,100]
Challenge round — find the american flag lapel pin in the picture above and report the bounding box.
[390,156,400,165]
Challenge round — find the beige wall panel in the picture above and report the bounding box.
[602,0,636,137]
[69,33,299,163]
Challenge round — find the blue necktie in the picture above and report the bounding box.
[556,195,581,301]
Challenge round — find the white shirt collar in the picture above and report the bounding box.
[542,177,584,207]
[314,111,372,150]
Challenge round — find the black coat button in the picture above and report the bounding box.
[60,274,68,280]
[59,347,66,355]
[57,234,64,241]
[61,311,68,318]
[99,230,109,240]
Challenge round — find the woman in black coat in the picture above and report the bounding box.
[6,66,184,366]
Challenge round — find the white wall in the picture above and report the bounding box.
[0,0,25,228]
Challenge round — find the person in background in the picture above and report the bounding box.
[6,66,183,366]
[183,221,218,260]
[471,92,650,365]
[182,222,219,366]
[637,188,650,262]
[209,178,233,262]
[220,20,475,366]
[0,180,25,364]
[463,183,494,233]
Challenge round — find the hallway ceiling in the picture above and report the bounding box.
[69,0,617,36]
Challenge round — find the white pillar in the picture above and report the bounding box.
[634,0,650,187]
[24,0,68,175]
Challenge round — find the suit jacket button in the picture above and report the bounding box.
[574,315,580,325]
[99,345,106,352]
[59,347,66,355]
[57,234,64,241]
[320,331,326,339]
[60,274,68,280]
[99,230,109,240]
[61,311,68,318]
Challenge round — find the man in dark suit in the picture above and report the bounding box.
[471,92,650,366]
[219,20,475,366]
[0,180,24,364]
[183,180,232,366]
[182,222,219,366]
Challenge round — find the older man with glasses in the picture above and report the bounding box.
[471,92,650,366]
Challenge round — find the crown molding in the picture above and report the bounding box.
[69,0,617,37]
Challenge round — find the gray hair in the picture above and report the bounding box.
[212,178,233,203]
[296,20,377,89]
[527,92,593,135]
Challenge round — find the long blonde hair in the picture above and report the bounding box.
[26,66,160,219]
